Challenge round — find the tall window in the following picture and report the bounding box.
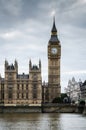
[45,89,49,100]
[22,84,24,90]
[22,93,24,99]
[17,84,19,90]
[33,84,37,99]
[26,84,28,90]
[8,86,12,99]
[1,84,4,100]
[17,93,19,99]
[26,93,28,99]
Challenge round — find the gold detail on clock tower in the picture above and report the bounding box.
[48,17,61,102]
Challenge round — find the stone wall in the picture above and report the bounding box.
[0,104,86,113]
[0,106,41,113]
[42,104,78,113]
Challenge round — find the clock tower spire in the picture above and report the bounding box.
[51,16,57,34]
[49,16,59,43]
[48,17,61,102]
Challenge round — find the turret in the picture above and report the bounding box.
[29,59,32,70]
[5,59,8,70]
[39,59,41,71]
[14,59,18,73]
[0,74,1,80]
[4,60,17,80]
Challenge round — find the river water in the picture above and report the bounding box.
[0,113,86,130]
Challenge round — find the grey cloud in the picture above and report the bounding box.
[0,0,85,30]
[0,0,38,29]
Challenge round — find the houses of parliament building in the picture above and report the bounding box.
[0,18,61,107]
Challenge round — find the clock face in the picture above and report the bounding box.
[51,48,57,54]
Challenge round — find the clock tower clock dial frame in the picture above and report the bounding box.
[51,47,58,54]
[47,17,61,102]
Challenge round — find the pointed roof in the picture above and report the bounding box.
[49,17,59,43]
[51,16,57,33]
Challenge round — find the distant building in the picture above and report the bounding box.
[65,77,81,103]
[80,80,86,102]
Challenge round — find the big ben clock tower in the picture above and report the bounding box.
[48,17,61,102]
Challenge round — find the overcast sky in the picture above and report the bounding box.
[0,0,86,92]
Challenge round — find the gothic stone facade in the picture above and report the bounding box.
[0,60,42,106]
[0,19,61,106]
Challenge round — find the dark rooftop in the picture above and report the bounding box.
[17,73,29,79]
[32,65,39,70]
[49,35,59,43]
[7,64,15,70]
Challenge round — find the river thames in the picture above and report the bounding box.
[0,113,86,130]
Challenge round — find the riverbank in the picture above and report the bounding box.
[0,104,86,114]
[42,104,86,115]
